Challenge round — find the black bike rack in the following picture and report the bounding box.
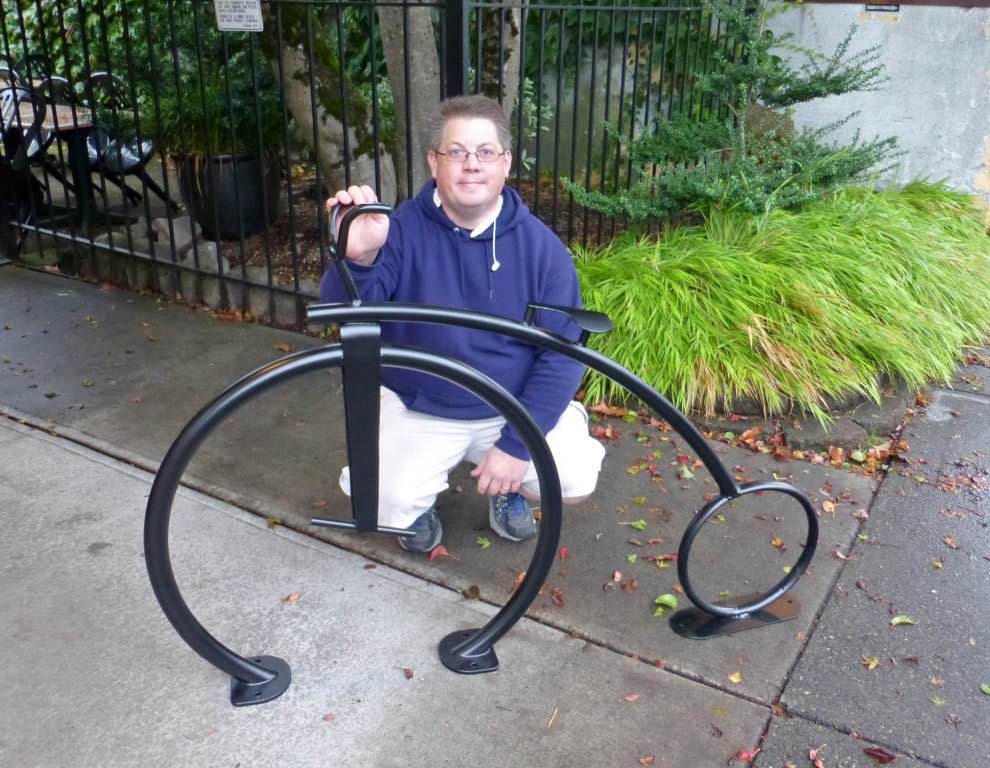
[144,204,818,707]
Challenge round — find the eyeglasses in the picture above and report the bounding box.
[436,147,506,163]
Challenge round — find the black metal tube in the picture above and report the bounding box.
[583,9,600,246]
[247,35,275,309]
[565,8,582,245]
[401,1,413,199]
[549,9,563,233]
[220,32,246,309]
[334,5,352,187]
[513,5,525,191]
[367,4,382,196]
[306,301,738,496]
[533,10,546,219]
[274,5,302,321]
[145,340,562,697]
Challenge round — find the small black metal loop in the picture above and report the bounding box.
[676,481,819,618]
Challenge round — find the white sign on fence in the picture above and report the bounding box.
[213,0,263,32]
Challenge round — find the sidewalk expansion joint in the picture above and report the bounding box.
[774,707,955,768]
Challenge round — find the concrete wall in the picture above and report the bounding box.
[768,3,990,210]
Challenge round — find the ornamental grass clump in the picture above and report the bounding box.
[573,182,990,420]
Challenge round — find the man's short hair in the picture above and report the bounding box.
[429,95,511,151]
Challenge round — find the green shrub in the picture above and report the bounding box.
[564,0,899,222]
[574,182,990,420]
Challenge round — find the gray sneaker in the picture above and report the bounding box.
[488,492,537,542]
[397,507,443,553]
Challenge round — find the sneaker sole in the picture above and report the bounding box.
[397,520,443,553]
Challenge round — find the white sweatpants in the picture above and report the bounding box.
[339,387,607,529]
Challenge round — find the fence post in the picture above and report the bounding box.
[444,0,468,97]
[0,175,15,262]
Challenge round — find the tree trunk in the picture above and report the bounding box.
[259,10,397,203]
[478,5,526,126]
[377,2,441,200]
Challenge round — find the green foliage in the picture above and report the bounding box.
[565,0,898,222]
[573,182,990,419]
[2,0,283,155]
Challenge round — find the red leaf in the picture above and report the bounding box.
[550,586,565,608]
[428,545,454,561]
[322,713,336,722]
[734,747,761,762]
[403,667,414,680]
[621,577,638,593]
[623,693,640,702]
[559,546,569,560]
[864,746,896,764]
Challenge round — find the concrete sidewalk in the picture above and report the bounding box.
[1,264,988,767]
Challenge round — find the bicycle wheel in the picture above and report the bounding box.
[144,343,562,705]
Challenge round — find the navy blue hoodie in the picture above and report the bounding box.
[319,181,585,460]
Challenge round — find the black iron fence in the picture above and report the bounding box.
[1,0,731,327]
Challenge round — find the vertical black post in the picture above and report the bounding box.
[0,178,14,262]
[444,0,467,97]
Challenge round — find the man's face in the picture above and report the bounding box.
[427,117,512,223]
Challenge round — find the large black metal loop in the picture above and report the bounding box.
[144,343,562,703]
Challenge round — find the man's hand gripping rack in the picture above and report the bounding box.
[144,205,818,707]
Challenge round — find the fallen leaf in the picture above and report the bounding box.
[654,593,678,610]
[623,693,639,702]
[831,548,858,561]
[82,378,95,387]
[980,683,990,695]
[930,696,946,706]
[625,518,648,531]
[427,545,454,561]
[626,553,637,564]
[402,667,414,680]
[462,585,480,600]
[822,500,836,515]
[863,746,896,764]
[550,586,565,608]
[281,592,301,603]
[322,713,336,722]
[728,671,743,684]
[274,342,294,353]
[559,547,569,559]
[770,536,785,549]
[862,656,880,670]
[932,559,944,569]
[889,615,917,627]
[809,744,826,768]
[943,536,959,549]
[476,536,491,549]
[638,757,655,766]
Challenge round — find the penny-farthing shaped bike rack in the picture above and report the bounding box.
[144,204,819,707]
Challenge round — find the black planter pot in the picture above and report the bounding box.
[176,153,281,241]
